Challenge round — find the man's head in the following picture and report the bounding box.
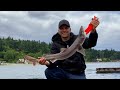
[58,19,71,41]
[58,19,70,28]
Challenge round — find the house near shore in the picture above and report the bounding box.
[17,59,32,64]
[96,58,102,62]
[0,61,6,65]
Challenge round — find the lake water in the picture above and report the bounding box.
[0,62,120,79]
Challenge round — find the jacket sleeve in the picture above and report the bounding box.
[46,42,61,68]
[82,30,98,49]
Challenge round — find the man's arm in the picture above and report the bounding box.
[82,29,98,49]
[38,42,59,67]
[46,42,61,68]
[83,16,99,49]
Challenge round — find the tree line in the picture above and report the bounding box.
[0,36,120,63]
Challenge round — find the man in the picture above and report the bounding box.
[38,18,100,79]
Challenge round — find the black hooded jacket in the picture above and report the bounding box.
[46,31,98,74]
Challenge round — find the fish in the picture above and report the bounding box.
[24,26,86,63]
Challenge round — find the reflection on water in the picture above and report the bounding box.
[86,62,120,79]
[0,62,120,79]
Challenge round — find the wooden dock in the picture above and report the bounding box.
[96,68,120,73]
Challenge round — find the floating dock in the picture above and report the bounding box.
[96,68,120,73]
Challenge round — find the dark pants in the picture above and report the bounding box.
[45,67,86,79]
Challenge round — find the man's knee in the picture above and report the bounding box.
[44,67,67,79]
[44,67,57,79]
[45,68,51,76]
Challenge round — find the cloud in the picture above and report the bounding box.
[0,11,120,51]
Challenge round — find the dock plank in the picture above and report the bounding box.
[96,68,120,73]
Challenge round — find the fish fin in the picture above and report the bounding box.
[77,46,86,56]
[33,61,37,66]
[50,59,57,63]
[67,45,69,48]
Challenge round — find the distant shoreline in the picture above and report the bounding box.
[1,61,120,66]
[0,63,33,66]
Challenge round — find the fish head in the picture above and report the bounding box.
[78,26,86,44]
[79,26,85,37]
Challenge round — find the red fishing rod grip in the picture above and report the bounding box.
[85,24,93,35]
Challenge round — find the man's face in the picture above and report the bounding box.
[58,25,71,38]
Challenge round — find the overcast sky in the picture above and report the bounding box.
[0,11,120,51]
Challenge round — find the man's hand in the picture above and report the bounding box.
[85,16,100,34]
[90,16,100,32]
[38,57,50,65]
